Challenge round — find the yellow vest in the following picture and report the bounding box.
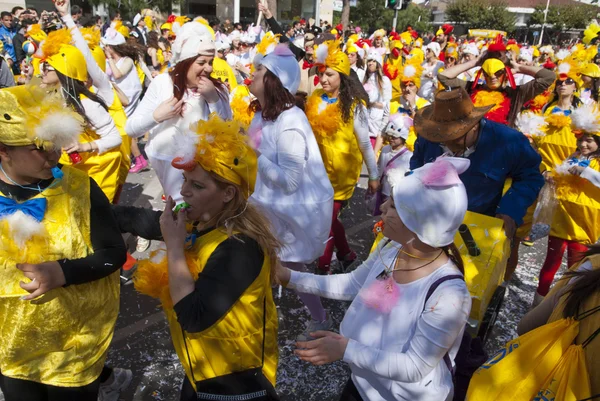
[0,166,120,386]
[107,90,132,187]
[534,107,578,173]
[135,228,278,389]
[59,96,123,202]
[307,89,363,201]
[212,57,238,92]
[552,158,600,243]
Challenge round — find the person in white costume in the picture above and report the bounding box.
[277,157,472,401]
[419,42,444,103]
[125,21,232,203]
[249,42,335,341]
[363,49,392,152]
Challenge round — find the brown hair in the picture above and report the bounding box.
[561,245,600,319]
[249,69,295,122]
[110,42,144,61]
[169,56,227,101]
[338,72,369,124]
[363,62,384,94]
[442,243,465,275]
[208,172,282,283]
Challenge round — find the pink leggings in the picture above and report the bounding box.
[318,200,353,272]
[537,236,587,296]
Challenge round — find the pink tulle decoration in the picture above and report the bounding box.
[359,276,400,314]
[421,159,462,187]
[273,43,293,57]
[248,125,263,148]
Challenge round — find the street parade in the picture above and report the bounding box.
[1,0,600,399]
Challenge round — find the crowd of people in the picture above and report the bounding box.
[0,0,600,400]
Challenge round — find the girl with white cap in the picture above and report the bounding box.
[126,20,232,204]
[363,48,392,152]
[277,157,472,401]
[248,41,335,341]
[419,42,444,103]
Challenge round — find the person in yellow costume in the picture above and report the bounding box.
[529,103,600,307]
[112,114,280,400]
[306,40,380,273]
[24,23,46,77]
[0,85,126,400]
[580,62,600,105]
[54,0,132,202]
[388,60,429,152]
[40,28,123,203]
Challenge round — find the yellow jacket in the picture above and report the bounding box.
[307,89,363,200]
[137,228,278,389]
[0,166,119,386]
[552,158,600,243]
[534,107,578,173]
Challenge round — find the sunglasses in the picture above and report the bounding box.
[559,78,576,86]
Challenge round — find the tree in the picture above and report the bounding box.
[395,4,433,33]
[341,0,351,29]
[529,3,594,30]
[347,0,431,33]
[445,0,515,33]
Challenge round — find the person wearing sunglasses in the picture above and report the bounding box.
[438,42,555,128]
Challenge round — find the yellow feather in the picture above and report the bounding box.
[41,28,72,59]
[306,95,343,138]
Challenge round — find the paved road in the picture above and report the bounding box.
[0,167,560,401]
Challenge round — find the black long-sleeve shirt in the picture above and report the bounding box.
[0,169,127,285]
[266,16,305,61]
[112,205,264,333]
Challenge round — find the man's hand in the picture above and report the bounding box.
[496,214,516,239]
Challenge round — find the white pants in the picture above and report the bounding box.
[148,156,184,204]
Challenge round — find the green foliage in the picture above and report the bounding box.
[348,0,431,32]
[445,0,516,33]
[528,3,595,31]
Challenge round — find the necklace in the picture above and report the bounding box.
[399,248,440,261]
[0,163,43,192]
[392,250,444,272]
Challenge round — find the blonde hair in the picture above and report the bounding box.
[209,172,281,282]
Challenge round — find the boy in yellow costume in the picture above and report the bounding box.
[112,114,280,400]
[0,85,126,400]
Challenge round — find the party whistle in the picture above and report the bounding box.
[174,202,190,214]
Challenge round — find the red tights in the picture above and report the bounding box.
[318,200,353,271]
[537,236,587,296]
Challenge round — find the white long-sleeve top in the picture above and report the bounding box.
[125,73,232,161]
[419,60,445,103]
[363,73,392,105]
[288,239,471,401]
[354,104,380,179]
[377,145,413,196]
[81,97,122,154]
[62,15,114,107]
[108,56,142,117]
[251,107,334,263]
[582,166,600,188]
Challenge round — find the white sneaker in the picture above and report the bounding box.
[296,312,334,342]
[136,237,151,253]
[98,368,133,401]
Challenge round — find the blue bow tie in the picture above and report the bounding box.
[551,107,571,116]
[568,157,591,168]
[0,196,47,222]
[321,93,338,104]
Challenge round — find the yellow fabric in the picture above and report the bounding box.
[307,89,361,200]
[467,318,580,400]
[108,91,131,187]
[535,106,578,173]
[32,57,41,76]
[212,57,238,91]
[409,47,424,64]
[551,158,600,243]
[91,46,106,72]
[547,254,600,395]
[135,229,278,388]
[389,97,429,152]
[26,24,47,43]
[319,40,350,76]
[534,345,591,401]
[59,128,122,203]
[230,85,254,130]
[46,44,88,82]
[136,62,146,86]
[581,62,600,78]
[0,166,119,386]
[481,58,505,76]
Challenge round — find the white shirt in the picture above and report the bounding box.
[377,145,412,196]
[111,57,143,117]
[250,107,334,263]
[81,97,122,154]
[289,239,471,401]
[352,65,366,82]
[125,73,232,161]
[364,74,392,138]
[419,60,445,103]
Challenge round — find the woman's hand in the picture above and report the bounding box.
[568,165,585,176]
[52,0,69,16]
[153,96,184,123]
[295,331,350,365]
[198,76,220,103]
[258,2,273,19]
[64,142,93,154]
[275,263,291,287]
[17,261,66,300]
[160,196,188,250]
[368,179,380,195]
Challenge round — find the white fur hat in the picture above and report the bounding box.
[102,27,126,46]
[258,44,301,95]
[229,30,242,41]
[385,113,413,140]
[366,48,383,66]
[425,42,441,58]
[388,157,470,247]
[171,21,216,65]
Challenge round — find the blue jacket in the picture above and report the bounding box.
[0,25,16,61]
[410,119,544,226]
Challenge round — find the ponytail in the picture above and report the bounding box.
[442,243,464,274]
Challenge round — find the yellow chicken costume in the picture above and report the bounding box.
[134,114,278,390]
[0,85,120,387]
[42,29,123,202]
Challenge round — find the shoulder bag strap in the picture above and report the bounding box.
[381,148,409,182]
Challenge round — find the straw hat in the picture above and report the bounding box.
[414,88,492,142]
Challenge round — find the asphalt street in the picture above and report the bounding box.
[0,167,563,401]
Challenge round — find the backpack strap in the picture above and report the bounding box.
[423,274,465,375]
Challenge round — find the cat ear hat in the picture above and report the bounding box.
[388,157,470,248]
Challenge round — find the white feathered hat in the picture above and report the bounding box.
[171,21,216,64]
